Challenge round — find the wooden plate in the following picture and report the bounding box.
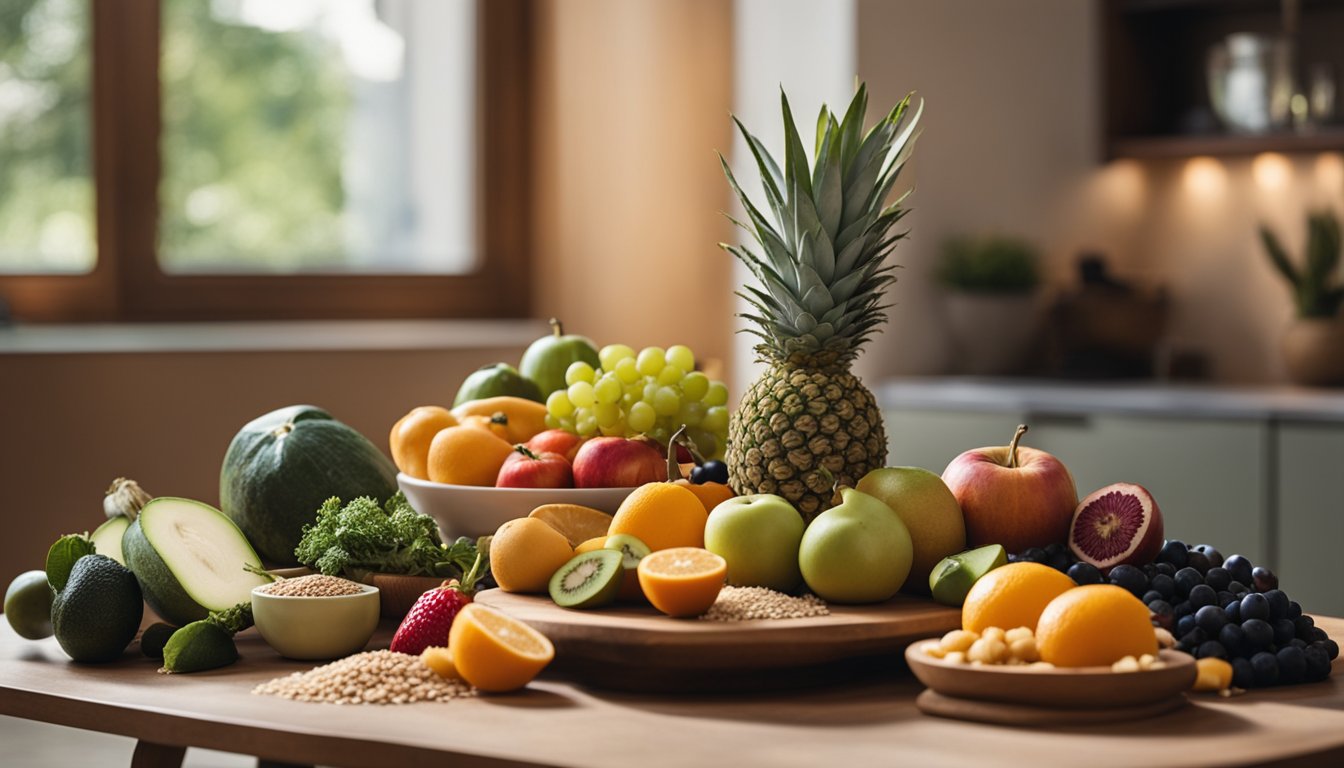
[915,689,1188,726]
[476,589,961,692]
[905,642,1197,709]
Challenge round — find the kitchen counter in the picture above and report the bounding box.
[878,377,1344,423]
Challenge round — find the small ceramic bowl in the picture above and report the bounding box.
[397,473,637,540]
[251,583,381,660]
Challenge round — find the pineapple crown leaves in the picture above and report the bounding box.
[1260,210,1344,318]
[718,83,922,367]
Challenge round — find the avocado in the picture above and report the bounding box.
[140,622,179,660]
[162,620,238,673]
[51,555,143,663]
[453,363,545,406]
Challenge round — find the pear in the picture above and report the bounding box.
[857,467,967,594]
[798,487,913,604]
[928,544,1007,607]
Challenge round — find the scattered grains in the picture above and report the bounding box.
[259,574,364,598]
[252,650,475,705]
[698,586,828,621]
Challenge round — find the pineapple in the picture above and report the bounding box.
[720,84,921,519]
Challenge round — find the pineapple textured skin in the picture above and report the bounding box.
[728,364,886,520]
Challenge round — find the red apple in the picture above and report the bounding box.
[525,429,586,463]
[496,446,573,489]
[572,437,664,488]
[940,424,1078,553]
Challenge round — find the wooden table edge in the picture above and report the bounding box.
[0,684,539,768]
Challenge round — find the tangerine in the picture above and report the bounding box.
[426,425,514,486]
[961,561,1075,633]
[489,518,575,593]
[389,406,458,479]
[1035,584,1158,667]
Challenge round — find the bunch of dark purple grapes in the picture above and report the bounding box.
[1012,540,1337,688]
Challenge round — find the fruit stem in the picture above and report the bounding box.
[513,445,541,461]
[490,412,509,426]
[549,317,563,337]
[456,552,484,595]
[1005,424,1029,469]
[666,425,688,481]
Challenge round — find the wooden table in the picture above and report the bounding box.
[3,618,1344,768]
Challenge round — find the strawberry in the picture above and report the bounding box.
[389,554,484,656]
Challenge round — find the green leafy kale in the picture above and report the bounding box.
[294,492,483,579]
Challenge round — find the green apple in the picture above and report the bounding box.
[518,318,601,397]
[798,487,912,604]
[929,544,1007,607]
[704,494,804,591]
[856,467,967,594]
[454,363,545,406]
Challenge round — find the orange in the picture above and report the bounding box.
[1035,584,1158,668]
[637,547,726,617]
[489,518,575,593]
[421,646,460,679]
[389,406,458,479]
[528,504,614,548]
[608,483,708,552]
[448,604,554,692]
[451,397,548,444]
[961,562,1075,633]
[675,479,735,515]
[575,536,607,554]
[426,426,514,486]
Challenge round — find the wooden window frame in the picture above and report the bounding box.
[0,0,533,322]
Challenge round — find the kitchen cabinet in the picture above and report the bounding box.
[885,408,1269,565]
[1276,423,1344,616]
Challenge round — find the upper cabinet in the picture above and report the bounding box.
[1103,0,1344,159]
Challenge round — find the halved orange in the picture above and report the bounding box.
[636,547,726,618]
[447,604,554,692]
[529,504,613,548]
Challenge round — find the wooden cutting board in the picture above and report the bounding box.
[474,589,960,692]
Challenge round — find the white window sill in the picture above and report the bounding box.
[0,319,547,355]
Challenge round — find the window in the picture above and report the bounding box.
[0,0,531,321]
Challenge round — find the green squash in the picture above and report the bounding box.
[220,405,397,565]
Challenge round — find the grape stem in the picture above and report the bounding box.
[1005,424,1029,469]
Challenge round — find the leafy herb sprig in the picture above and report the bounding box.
[294,492,484,579]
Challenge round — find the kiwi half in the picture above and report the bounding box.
[548,549,624,609]
[604,534,651,602]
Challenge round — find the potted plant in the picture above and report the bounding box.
[1261,211,1344,386]
[936,236,1042,375]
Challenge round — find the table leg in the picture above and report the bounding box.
[130,740,185,768]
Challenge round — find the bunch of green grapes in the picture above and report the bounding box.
[543,344,730,459]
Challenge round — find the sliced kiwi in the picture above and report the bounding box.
[604,534,651,602]
[548,549,624,609]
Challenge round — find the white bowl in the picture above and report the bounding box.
[251,583,380,660]
[397,473,638,541]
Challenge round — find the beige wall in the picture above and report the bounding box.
[856,0,1344,383]
[532,0,736,385]
[0,344,528,585]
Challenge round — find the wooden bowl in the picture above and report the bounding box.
[349,571,446,620]
[905,642,1196,709]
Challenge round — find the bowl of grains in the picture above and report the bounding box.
[251,574,381,660]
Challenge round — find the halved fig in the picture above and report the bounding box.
[1067,483,1164,573]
